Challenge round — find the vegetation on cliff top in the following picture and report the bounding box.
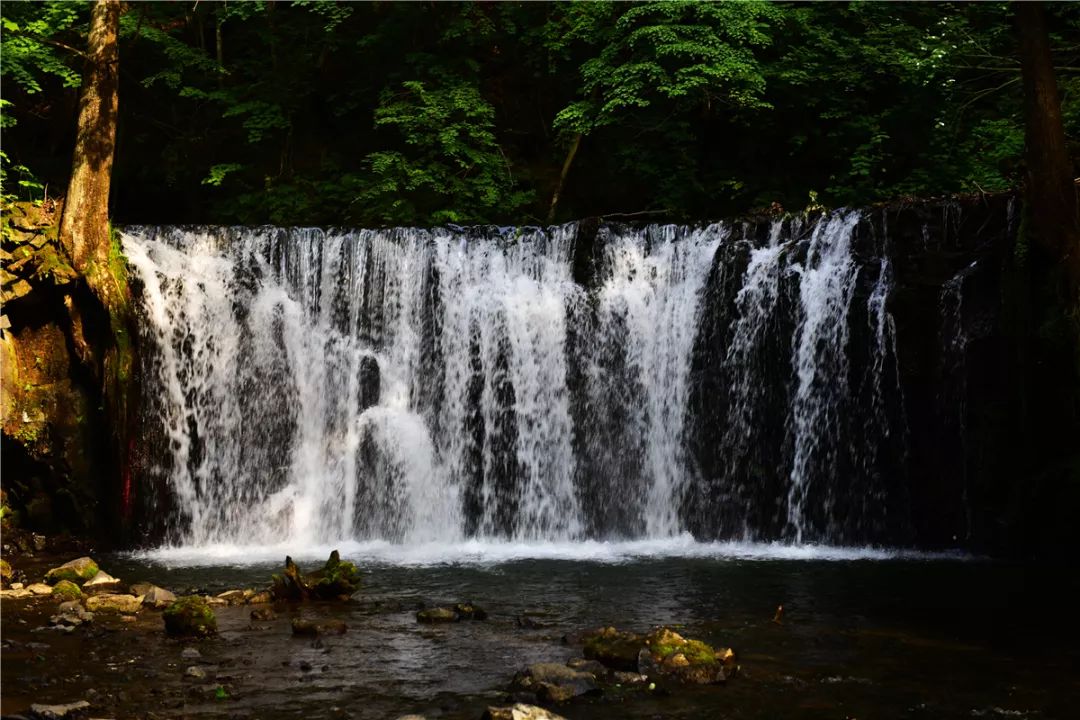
[1,1,1077,227]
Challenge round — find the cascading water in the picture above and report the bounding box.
[124,211,909,549]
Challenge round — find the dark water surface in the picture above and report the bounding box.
[3,552,1078,719]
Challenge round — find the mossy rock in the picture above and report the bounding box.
[163,596,217,637]
[45,557,99,584]
[582,627,645,671]
[51,580,83,601]
[309,550,361,601]
[0,558,11,584]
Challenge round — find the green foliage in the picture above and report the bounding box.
[360,78,532,225]
[0,1,84,95]
[4,1,1077,226]
[555,1,775,135]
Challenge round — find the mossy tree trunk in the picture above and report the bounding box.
[56,0,137,523]
[59,0,120,299]
[1017,1,1080,306]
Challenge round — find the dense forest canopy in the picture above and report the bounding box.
[1,0,1078,227]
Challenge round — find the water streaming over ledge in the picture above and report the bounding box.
[124,212,912,550]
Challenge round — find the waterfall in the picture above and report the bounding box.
[124,211,908,548]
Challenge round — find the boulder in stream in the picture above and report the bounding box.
[270,551,361,602]
[416,607,458,623]
[483,704,568,720]
[82,571,122,594]
[163,596,218,637]
[291,617,347,636]
[28,699,91,718]
[85,594,141,614]
[44,557,99,584]
[50,580,82,602]
[140,585,177,609]
[511,662,599,703]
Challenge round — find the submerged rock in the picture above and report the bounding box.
[582,627,645,671]
[483,704,568,720]
[28,700,91,718]
[50,580,83,602]
[416,607,458,623]
[85,594,141,615]
[452,602,487,620]
[250,607,276,621]
[291,617,347,636]
[512,662,599,703]
[163,596,218,637]
[49,601,92,628]
[44,557,99,584]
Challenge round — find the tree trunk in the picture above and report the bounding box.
[1017,1,1080,302]
[547,132,582,225]
[58,0,120,295]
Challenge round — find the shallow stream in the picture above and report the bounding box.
[3,543,1077,719]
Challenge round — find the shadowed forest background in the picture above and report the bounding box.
[3,0,1078,226]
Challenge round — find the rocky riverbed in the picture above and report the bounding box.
[2,549,1078,719]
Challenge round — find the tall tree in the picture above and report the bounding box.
[58,0,120,298]
[1017,1,1080,303]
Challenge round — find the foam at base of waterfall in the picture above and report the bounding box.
[132,535,970,568]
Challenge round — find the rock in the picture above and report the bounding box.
[453,602,487,620]
[483,704,568,720]
[0,558,11,584]
[582,627,645,671]
[45,557,100,584]
[205,596,228,607]
[82,571,122,594]
[512,663,598,703]
[51,580,83,601]
[185,665,207,680]
[416,607,458,623]
[50,601,93,628]
[579,625,734,685]
[565,658,608,676]
[247,590,272,604]
[140,585,176,609]
[271,551,361,602]
[129,582,154,596]
[26,582,53,596]
[291,617,347,636]
[181,647,201,659]
[2,587,34,599]
[307,550,362,601]
[27,700,91,718]
[639,626,734,685]
[216,589,247,606]
[85,594,141,614]
[250,607,276,621]
[11,581,25,590]
[163,596,217,637]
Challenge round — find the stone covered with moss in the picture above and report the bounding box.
[582,626,736,685]
[163,595,218,637]
[51,579,83,601]
[45,556,99,584]
[270,550,361,602]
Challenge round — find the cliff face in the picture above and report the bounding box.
[1,201,125,540]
